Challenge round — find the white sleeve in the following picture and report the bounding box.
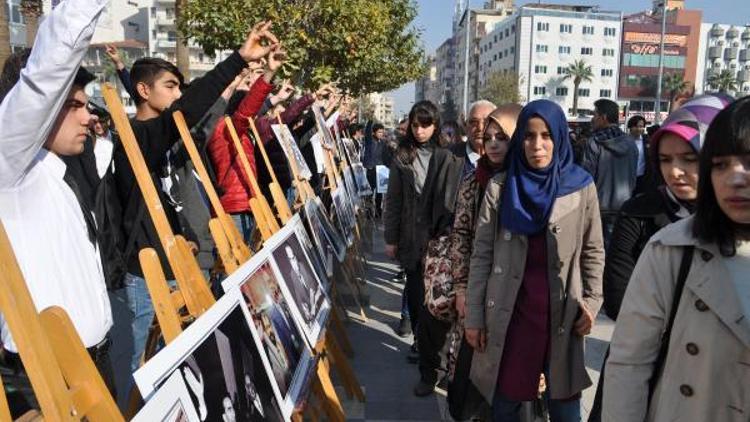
[0,0,107,188]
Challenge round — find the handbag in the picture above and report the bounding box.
[422,234,457,322]
[647,245,695,402]
[447,336,488,420]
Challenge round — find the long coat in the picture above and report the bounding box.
[465,174,605,402]
[604,217,750,422]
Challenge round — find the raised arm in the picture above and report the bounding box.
[0,0,107,188]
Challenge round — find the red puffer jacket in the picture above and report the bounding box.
[207,78,273,214]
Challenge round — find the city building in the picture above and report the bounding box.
[696,23,750,97]
[618,6,703,122]
[368,93,396,128]
[454,0,515,116]
[415,55,440,105]
[477,4,623,116]
[6,0,27,53]
[434,37,458,118]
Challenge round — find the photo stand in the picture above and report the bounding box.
[248,117,294,224]
[0,222,123,421]
[271,113,317,210]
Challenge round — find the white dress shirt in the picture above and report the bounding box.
[466,143,481,168]
[0,0,110,352]
[94,131,114,178]
[634,136,646,177]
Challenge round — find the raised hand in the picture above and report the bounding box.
[274,80,295,102]
[239,21,279,62]
[267,45,288,72]
[104,44,125,70]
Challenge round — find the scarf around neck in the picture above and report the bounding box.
[475,156,503,188]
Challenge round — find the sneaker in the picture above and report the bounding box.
[396,317,412,337]
[413,379,436,397]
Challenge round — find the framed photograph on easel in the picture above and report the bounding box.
[131,372,201,422]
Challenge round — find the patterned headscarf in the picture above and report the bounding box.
[650,93,734,153]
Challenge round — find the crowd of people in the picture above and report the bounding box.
[382,92,750,420]
[0,0,749,421]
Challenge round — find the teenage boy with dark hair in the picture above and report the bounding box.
[0,0,115,417]
[110,22,280,378]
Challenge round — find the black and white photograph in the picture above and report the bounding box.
[343,166,361,207]
[376,164,390,194]
[292,214,332,289]
[271,124,313,180]
[307,198,347,263]
[342,138,361,165]
[268,223,331,346]
[353,163,373,197]
[131,372,200,422]
[312,106,336,150]
[133,289,297,421]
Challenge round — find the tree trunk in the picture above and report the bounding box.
[0,3,11,68]
[572,81,580,116]
[175,0,190,79]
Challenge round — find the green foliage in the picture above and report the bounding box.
[481,71,522,106]
[663,72,687,111]
[562,59,593,116]
[179,0,426,95]
[708,69,738,93]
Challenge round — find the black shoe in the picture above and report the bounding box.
[407,343,419,364]
[396,317,412,337]
[413,379,436,397]
[392,270,406,283]
[436,376,448,391]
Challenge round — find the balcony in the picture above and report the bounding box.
[740,49,749,62]
[155,39,176,49]
[725,47,739,60]
[710,24,725,37]
[156,16,175,26]
[727,26,739,39]
[739,70,750,82]
[708,46,722,59]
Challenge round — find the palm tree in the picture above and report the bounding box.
[20,0,42,46]
[0,2,11,67]
[663,72,688,112]
[708,69,738,93]
[562,59,593,116]
[175,0,190,78]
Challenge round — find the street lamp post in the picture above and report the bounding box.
[654,2,668,124]
[462,5,471,117]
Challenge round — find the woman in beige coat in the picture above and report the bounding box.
[465,100,604,421]
[604,97,750,421]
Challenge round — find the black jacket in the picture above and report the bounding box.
[581,127,639,213]
[113,51,246,279]
[602,188,682,320]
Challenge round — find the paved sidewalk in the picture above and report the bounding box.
[341,221,613,421]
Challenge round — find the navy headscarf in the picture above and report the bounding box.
[500,100,592,235]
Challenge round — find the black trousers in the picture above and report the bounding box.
[417,308,452,384]
[2,336,117,419]
[405,266,425,335]
[366,168,382,215]
[587,346,610,422]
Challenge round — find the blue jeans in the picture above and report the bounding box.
[286,186,297,209]
[401,289,410,319]
[492,390,580,422]
[231,213,255,244]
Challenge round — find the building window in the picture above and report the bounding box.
[555,87,569,96]
[559,24,572,34]
[604,27,617,37]
[601,69,614,77]
[510,46,515,54]
[602,48,615,57]
[536,44,548,53]
[167,31,177,41]
[499,52,503,59]
[600,89,612,97]
[494,54,497,60]
[512,24,516,33]
[534,86,547,95]
[623,54,686,68]
[504,49,508,57]
[626,75,638,86]
[578,88,590,97]
[9,0,24,24]
[505,28,510,37]
[581,47,593,55]
[537,22,549,32]
[535,65,548,74]
[494,35,498,42]
[559,46,571,54]
[557,66,566,75]
[583,25,594,35]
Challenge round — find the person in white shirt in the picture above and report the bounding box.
[0,0,113,417]
[89,105,116,178]
[628,114,653,194]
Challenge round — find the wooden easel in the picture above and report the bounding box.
[246,118,294,223]
[0,221,124,421]
[223,117,281,241]
[172,110,252,274]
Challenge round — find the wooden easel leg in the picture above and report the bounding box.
[313,368,346,422]
[0,374,12,422]
[325,335,365,402]
[334,263,367,322]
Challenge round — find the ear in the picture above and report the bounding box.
[136,81,150,102]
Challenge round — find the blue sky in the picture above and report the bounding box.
[388,0,750,117]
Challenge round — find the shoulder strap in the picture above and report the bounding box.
[648,245,695,400]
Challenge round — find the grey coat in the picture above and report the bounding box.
[465,174,605,402]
